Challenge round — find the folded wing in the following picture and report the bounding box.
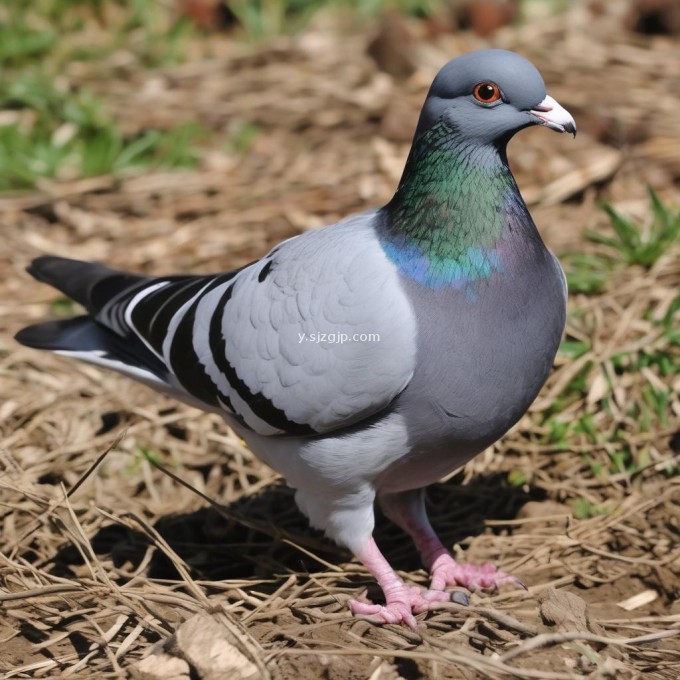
[16,211,417,437]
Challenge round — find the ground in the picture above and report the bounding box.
[0,1,679,678]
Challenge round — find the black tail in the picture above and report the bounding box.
[15,315,164,376]
[15,316,94,351]
[15,256,171,389]
[26,256,150,316]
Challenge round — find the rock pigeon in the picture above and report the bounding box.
[16,49,575,627]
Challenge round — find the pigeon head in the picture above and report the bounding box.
[413,49,576,146]
[381,50,576,291]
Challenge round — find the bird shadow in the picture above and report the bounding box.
[41,471,545,591]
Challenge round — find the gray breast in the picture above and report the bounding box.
[378,243,566,493]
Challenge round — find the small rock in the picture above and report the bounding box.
[451,590,470,606]
[454,0,519,37]
[177,614,260,680]
[367,12,416,79]
[538,587,604,636]
[130,653,191,680]
[130,613,262,680]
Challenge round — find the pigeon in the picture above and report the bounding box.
[16,49,575,628]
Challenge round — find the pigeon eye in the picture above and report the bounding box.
[473,82,501,103]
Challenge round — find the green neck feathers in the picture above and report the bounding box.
[380,122,531,289]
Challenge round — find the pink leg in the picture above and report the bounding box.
[379,489,525,592]
[349,537,450,628]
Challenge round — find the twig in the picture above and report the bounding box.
[0,583,85,603]
[499,629,680,662]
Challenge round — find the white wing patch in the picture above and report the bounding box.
[55,349,167,388]
[123,281,171,360]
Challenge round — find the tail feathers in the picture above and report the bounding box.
[15,316,170,389]
[26,256,151,316]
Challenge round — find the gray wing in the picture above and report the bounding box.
[176,211,418,435]
[18,211,418,437]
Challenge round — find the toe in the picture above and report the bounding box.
[429,555,525,592]
[349,599,418,628]
[349,599,383,616]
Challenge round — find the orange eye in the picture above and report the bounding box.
[473,82,501,104]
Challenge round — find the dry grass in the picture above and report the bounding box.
[1,2,679,678]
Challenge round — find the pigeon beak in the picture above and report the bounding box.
[530,95,576,137]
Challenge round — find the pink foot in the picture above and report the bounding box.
[349,582,449,628]
[430,553,526,592]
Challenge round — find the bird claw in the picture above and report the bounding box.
[429,554,525,592]
[349,584,452,628]
[349,598,419,628]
